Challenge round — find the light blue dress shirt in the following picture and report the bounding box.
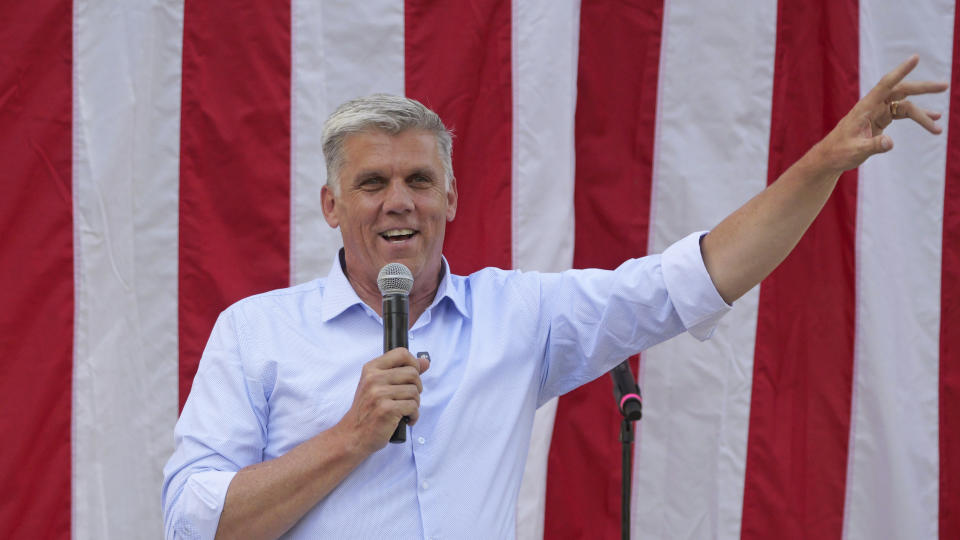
[162,231,730,539]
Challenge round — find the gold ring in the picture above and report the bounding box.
[889,100,902,118]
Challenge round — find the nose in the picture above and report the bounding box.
[382,178,414,214]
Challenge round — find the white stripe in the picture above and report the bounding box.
[511,2,581,537]
[510,0,579,275]
[516,397,558,540]
[72,0,184,537]
[290,0,405,285]
[844,2,953,537]
[635,0,776,537]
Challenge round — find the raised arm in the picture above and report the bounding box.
[700,55,948,304]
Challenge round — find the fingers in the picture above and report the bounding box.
[399,398,422,426]
[888,80,950,101]
[820,57,945,175]
[886,99,944,134]
[364,350,428,417]
[382,384,422,424]
[380,366,423,393]
[899,100,943,134]
[872,54,919,98]
[374,347,419,369]
[372,383,421,427]
[343,349,436,450]
[364,349,423,392]
[867,55,949,107]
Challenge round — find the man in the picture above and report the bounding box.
[162,57,946,539]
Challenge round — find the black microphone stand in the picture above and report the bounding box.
[610,359,642,540]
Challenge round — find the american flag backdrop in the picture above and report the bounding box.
[2,0,959,538]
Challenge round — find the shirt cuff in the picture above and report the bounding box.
[661,231,732,341]
[168,470,236,540]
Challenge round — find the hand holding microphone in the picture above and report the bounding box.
[378,263,415,442]
[338,263,429,452]
[343,349,428,453]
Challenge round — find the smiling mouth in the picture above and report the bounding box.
[380,228,418,243]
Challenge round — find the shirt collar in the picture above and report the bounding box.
[319,249,470,322]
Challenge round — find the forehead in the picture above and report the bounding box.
[341,129,442,173]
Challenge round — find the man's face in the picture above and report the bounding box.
[321,129,457,295]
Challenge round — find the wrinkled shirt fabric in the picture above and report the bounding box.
[162,231,730,539]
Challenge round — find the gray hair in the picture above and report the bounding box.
[322,94,454,194]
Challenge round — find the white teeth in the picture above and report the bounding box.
[382,229,415,237]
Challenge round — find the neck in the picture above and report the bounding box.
[341,253,444,327]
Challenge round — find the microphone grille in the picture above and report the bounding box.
[377,263,414,296]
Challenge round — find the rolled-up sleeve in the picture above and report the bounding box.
[163,471,235,540]
[162,308,269,540]
[536,231,732,403]
[661,231,732,340]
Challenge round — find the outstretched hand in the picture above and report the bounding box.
[701,55,949,305]
[815,55,948,176]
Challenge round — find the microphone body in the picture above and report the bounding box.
[382,294,409,354]
[383,293,409,442]
[377,263,414,443]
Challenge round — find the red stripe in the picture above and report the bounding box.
[404,0,512,273]
[178,0,291,408]
[0,0,73,537]
[545,1,664,537]
[940,9,960,537]
[741,1,859,538]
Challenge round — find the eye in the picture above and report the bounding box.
[409,174,433,187]
[357,176,386,191]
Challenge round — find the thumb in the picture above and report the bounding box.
[417,353,431,374]
[868,134,894,155]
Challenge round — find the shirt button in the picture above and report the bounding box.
[421,481,429,490]
[418,436,426,444]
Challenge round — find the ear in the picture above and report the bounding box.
[321,184,339,228]
[446,177,458,222]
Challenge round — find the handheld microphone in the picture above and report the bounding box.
[610,360,642,421]
[377,263,414,443]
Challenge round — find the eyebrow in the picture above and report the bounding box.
[351,167,439,183]
[405,167,437,179]
[351,169,387,183]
